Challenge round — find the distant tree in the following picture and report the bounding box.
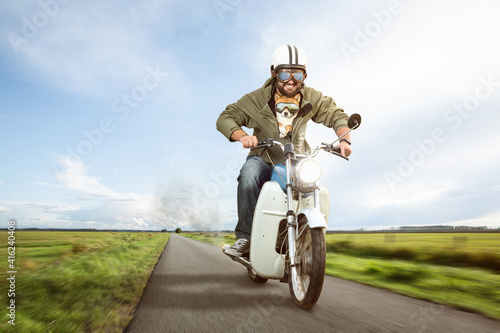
[161,229,168,233]
[175,227,182,234]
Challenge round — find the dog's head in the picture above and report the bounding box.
[274,93,300,118]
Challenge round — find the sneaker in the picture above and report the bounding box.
[224,238,250,257]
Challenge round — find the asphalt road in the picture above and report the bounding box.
[126,234,500,333]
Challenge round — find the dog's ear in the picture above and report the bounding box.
[293,93,301,104]
[274,93,281,104]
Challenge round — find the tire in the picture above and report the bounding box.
[288,222,326,308]
[247,268,268,283]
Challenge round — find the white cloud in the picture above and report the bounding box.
[50,156,156,225]
[45,156,222,230]
[54,156,121,198]
[1,0,182,98]
[33,182,61,188]
[0,206,12,214]
[441,210,500,228]
[362,180,456,210]
[0,201,82,228]
[132,217,148,227]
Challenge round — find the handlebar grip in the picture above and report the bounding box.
[329,146,341,154]
[325,144,349,161]
[250,138,275,151]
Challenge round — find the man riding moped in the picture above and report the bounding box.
[216,44,353,257]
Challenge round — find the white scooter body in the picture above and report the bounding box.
[222,113,361,309]
[249,181,329,279]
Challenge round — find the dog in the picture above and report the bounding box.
[274,93,300,138]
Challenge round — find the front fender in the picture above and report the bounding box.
[299,207,327,229]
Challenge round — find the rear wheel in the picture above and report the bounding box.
[247,268,268,283]
[288,222,326,308]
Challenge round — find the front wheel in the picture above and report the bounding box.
[247,268,268,283]
[288,224,326,308]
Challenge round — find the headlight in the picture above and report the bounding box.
[296,159,322,184]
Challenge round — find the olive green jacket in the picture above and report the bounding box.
[216,77,348,164]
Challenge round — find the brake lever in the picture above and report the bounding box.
[322,143,349,161]
[331,151,349,161]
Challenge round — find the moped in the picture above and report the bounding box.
[223,113,361,308]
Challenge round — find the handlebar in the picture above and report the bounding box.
[250,138,349,161]
[250,139,280,151]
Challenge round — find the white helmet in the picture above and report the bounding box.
[271,44,307,73]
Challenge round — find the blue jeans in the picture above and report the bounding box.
[236,155,272,240]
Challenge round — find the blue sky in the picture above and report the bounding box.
[1,0,499,231]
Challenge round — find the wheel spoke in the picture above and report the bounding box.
[288,221,326,308]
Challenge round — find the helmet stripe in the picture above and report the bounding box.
[293,45,299,65]
[287,44,293,65]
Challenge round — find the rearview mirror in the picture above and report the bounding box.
[348,113,362,130]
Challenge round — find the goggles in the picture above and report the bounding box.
[276,102,300,113]
[276,69,306,83]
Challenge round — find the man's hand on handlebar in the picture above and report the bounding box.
[230,129,259,148]
[337,141,352,157]
[240,134,259,148]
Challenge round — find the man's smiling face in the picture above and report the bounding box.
[273,68,306,97]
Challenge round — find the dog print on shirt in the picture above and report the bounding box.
[274,93,300,138]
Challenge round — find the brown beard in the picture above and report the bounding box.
[276,82,302,98]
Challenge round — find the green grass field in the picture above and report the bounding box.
[182,231,500,320]
[327,232,500,254]
[326,232,500,272]
[0,231,169,332]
